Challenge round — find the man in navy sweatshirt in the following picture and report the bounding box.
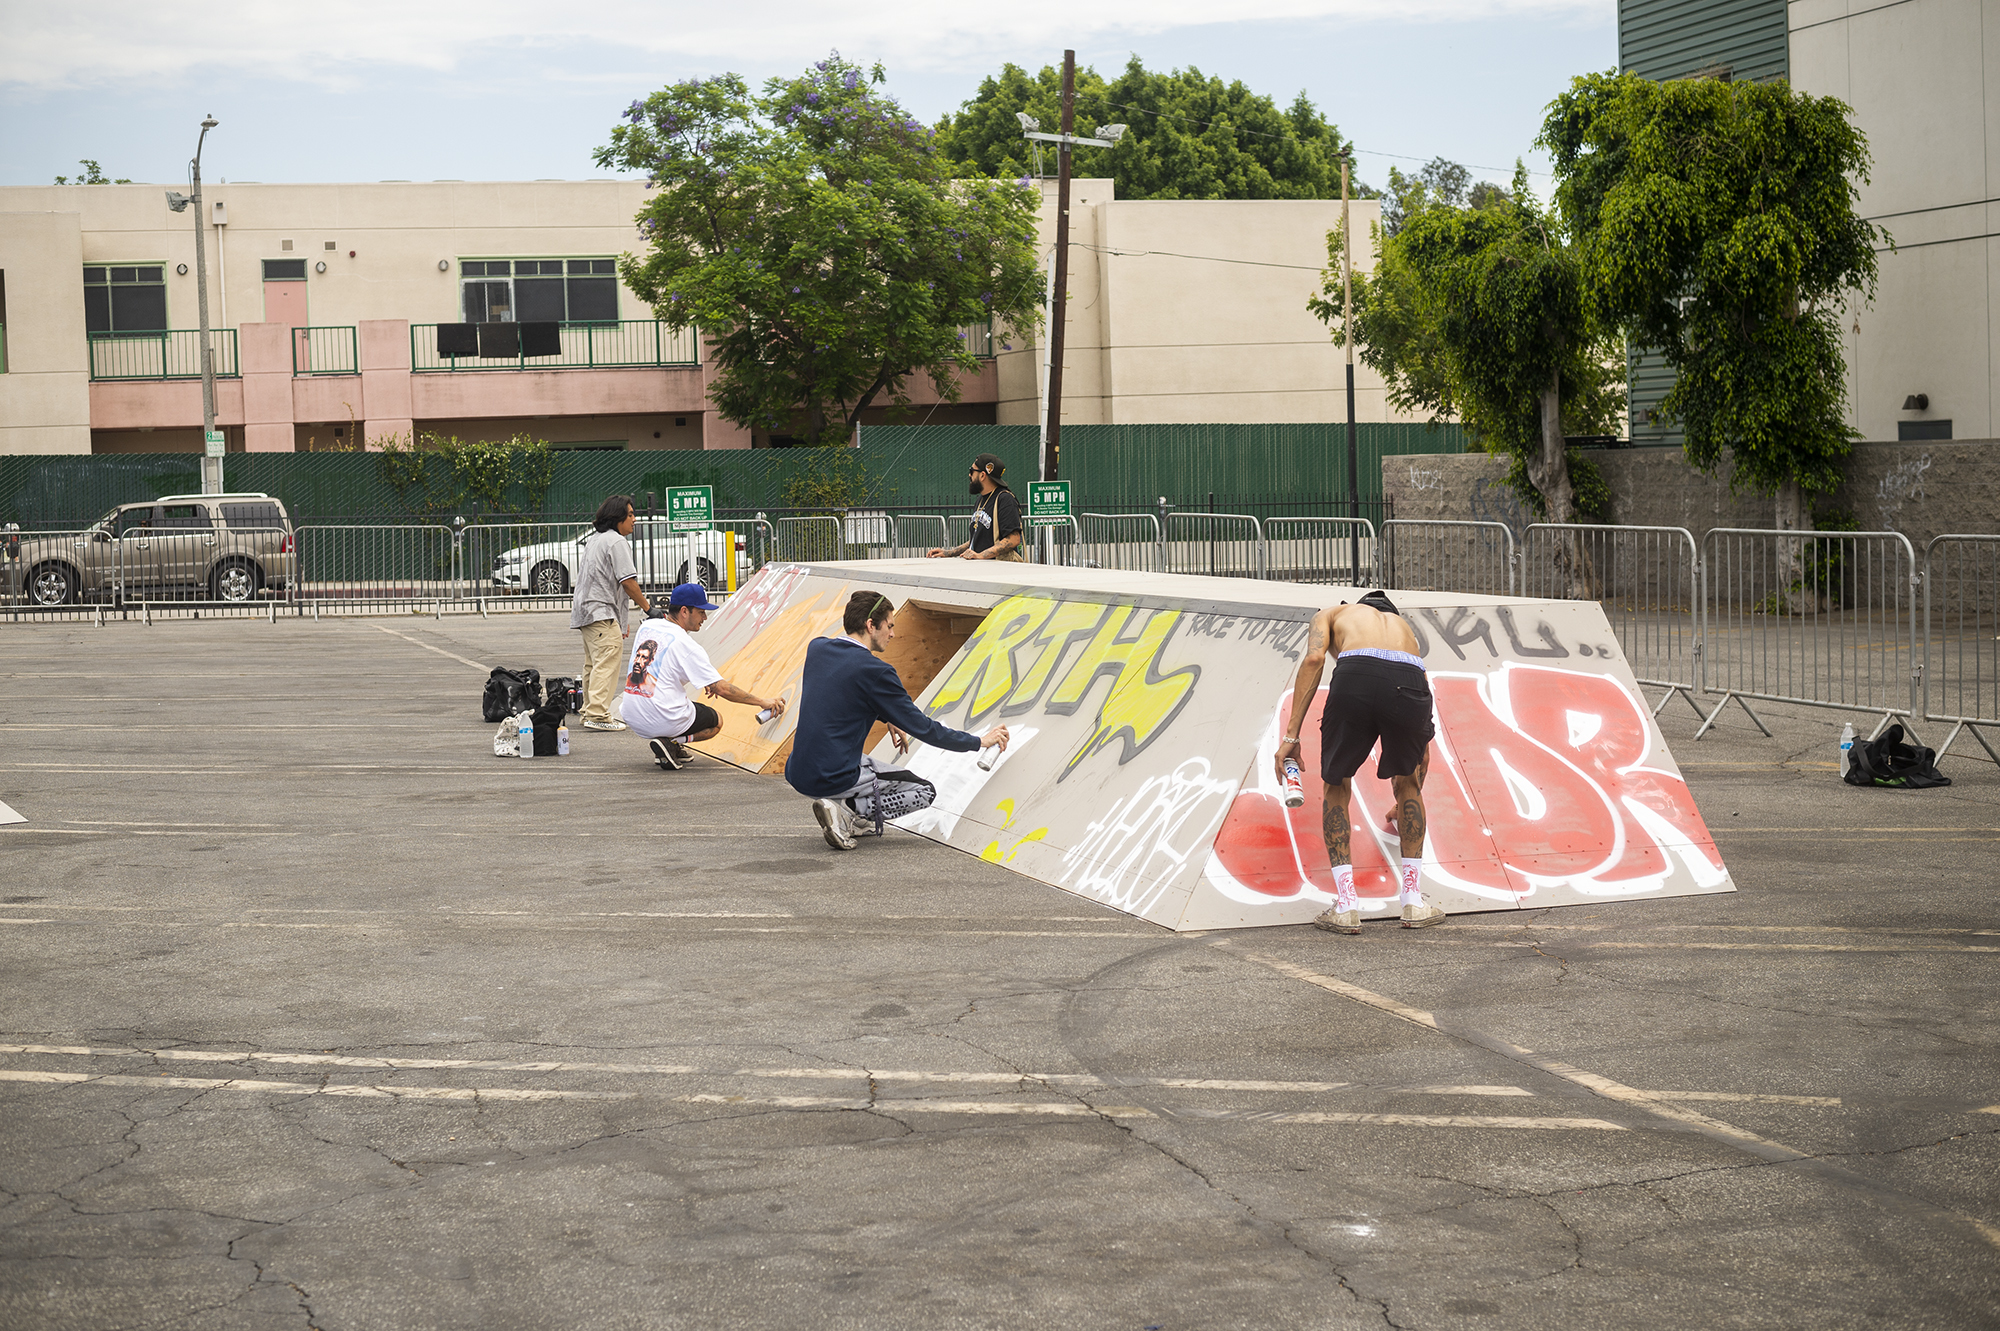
[786,590,1010,851]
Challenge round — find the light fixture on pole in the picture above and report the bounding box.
[166,114,221,493]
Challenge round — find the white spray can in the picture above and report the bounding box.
[556,722,570,756]
[977,746,999,771]
[1282,759,1304,808]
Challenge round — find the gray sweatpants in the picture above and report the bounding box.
[827,756,938,832]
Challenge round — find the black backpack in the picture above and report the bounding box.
[543,676,584,715]
[1844,724,1952,789]
[481,667,543,722]
[529,694,569,756]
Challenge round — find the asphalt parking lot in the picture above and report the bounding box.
[2,611,1997,1331]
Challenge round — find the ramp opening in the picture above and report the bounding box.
[867,599,984,751]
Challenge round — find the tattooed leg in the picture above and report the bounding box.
[1322,779,1352,868]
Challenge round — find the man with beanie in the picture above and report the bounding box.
[926,453,1024,562]
[786,590,1010,851]
[1273,590,1446,933]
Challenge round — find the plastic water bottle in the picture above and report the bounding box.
[1839,722,1855,775]
[518,710,535,760]
[1283,759,1304,808]
[556,723,570,756]
[977,746,999,771]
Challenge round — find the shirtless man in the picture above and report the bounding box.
[1273,590,1446,934]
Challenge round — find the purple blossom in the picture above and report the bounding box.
[806,92,819,104]
[792,286,800,293]
[626,100,644,122]
[843,70,858,90]
[1016,177,1032,188]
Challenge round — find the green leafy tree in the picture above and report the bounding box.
[54,159,130,185]
[596,56,1043,447]
[1541,71,1885,536]
[935,57,1362,200]
[1313,164,1622,531]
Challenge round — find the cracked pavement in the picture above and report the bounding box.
[1,614,1996,1330]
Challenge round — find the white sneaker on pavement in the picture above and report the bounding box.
[814,799,858,851]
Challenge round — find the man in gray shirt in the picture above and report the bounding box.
[570,494,652,731]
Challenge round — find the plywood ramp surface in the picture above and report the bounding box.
[694,561,1735,931]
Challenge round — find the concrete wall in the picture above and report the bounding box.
[0,213,91,454]
[1790,0,1999,442]
[1382,441,2000,550]
[996,180,1407,429]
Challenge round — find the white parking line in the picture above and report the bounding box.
[372,624,489,671]
[0,1070,622,1101]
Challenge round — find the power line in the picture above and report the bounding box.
[1089,98,1553,180]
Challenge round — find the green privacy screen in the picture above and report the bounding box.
[0,422,1464,526]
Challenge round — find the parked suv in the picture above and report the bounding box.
[9,493,295,605]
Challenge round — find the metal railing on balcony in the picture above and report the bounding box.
[958,320,997,358]
[292,326,359,376]
[87,330,240,381]
[410,320,701,373]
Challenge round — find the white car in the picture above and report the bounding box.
[490,521,742,597]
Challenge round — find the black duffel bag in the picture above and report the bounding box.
[481,667,543,722]
[1844,723,1952,789]
[543,675,584,715]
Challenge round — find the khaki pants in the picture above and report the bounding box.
[579,619,625,723]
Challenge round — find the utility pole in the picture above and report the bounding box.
[1016,68,1124,486]
[1043,50,1076,484]
[1340,152,1360,585]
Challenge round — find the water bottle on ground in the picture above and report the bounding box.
[518,710,536,760]
[1839,722,1855,776]
[556,722,570,756]
[1283,759,1304,808]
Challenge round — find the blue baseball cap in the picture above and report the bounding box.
[668,583,721,611]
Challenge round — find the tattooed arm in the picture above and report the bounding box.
[1274,608,1335,783]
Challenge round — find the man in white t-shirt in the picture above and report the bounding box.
[622,583,785,770]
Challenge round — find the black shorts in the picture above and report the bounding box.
[674,702,721,739]
[1319,656,1435,781]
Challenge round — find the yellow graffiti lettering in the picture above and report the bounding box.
[928,594,1054,724]
[1001,600,1110,715]
[981,827,1049,864]
[1047,606,1200,777]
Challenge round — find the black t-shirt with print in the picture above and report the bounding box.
[970,489,1022,553]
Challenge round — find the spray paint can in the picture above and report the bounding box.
[977,746,999,772]
[556,722,570,756]
[756,706,777,724]
[1282,759,1304,808]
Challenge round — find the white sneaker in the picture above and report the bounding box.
[1400,901,1448,928]
[814,799,858,851]
[582,718,627,732]
[1314,906,1362,934]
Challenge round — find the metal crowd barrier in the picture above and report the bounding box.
[1380,519,1515,597]
[1162,512,1263,579]
[1523,523,1703,719]
[1264,517,1377,587]
[890,515,948,559]
[1925,534,2000,764]
[1076,513,1161,572]
[1698,527,1920,740]
[775,516,845,564]
[294,524,459,617]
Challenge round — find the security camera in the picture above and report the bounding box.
[164,191,192,213]
[1095,124,1128,145]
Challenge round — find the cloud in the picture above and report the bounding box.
[3,0,1607,92]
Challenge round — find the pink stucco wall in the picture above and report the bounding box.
[88,318,1000,450]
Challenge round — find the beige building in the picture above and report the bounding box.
[1790,0,1998,443]
[0,176,1402,456]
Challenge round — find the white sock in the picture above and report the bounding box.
[1333,864,1357,912]
[1398,858,1423,906]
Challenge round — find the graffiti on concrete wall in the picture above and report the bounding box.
[1874,453,1932,531]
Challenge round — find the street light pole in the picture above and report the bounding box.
[192,115,220,494]
[1339,152,1360,585]
[1042,51,1076,485]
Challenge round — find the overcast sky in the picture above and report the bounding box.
[0,0,1616,194]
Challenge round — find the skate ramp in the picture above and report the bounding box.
[693,560,1734,931]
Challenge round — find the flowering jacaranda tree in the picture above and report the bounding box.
[597,56,1044,447]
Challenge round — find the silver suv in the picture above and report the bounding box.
[8,492,295,605]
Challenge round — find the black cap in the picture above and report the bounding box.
[1358,590,1400,615]
[972,453,1005,477]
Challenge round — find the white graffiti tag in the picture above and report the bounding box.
[1058,759,1237,916]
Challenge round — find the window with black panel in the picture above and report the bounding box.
[457,258,617,323]
[83,265,168,337]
